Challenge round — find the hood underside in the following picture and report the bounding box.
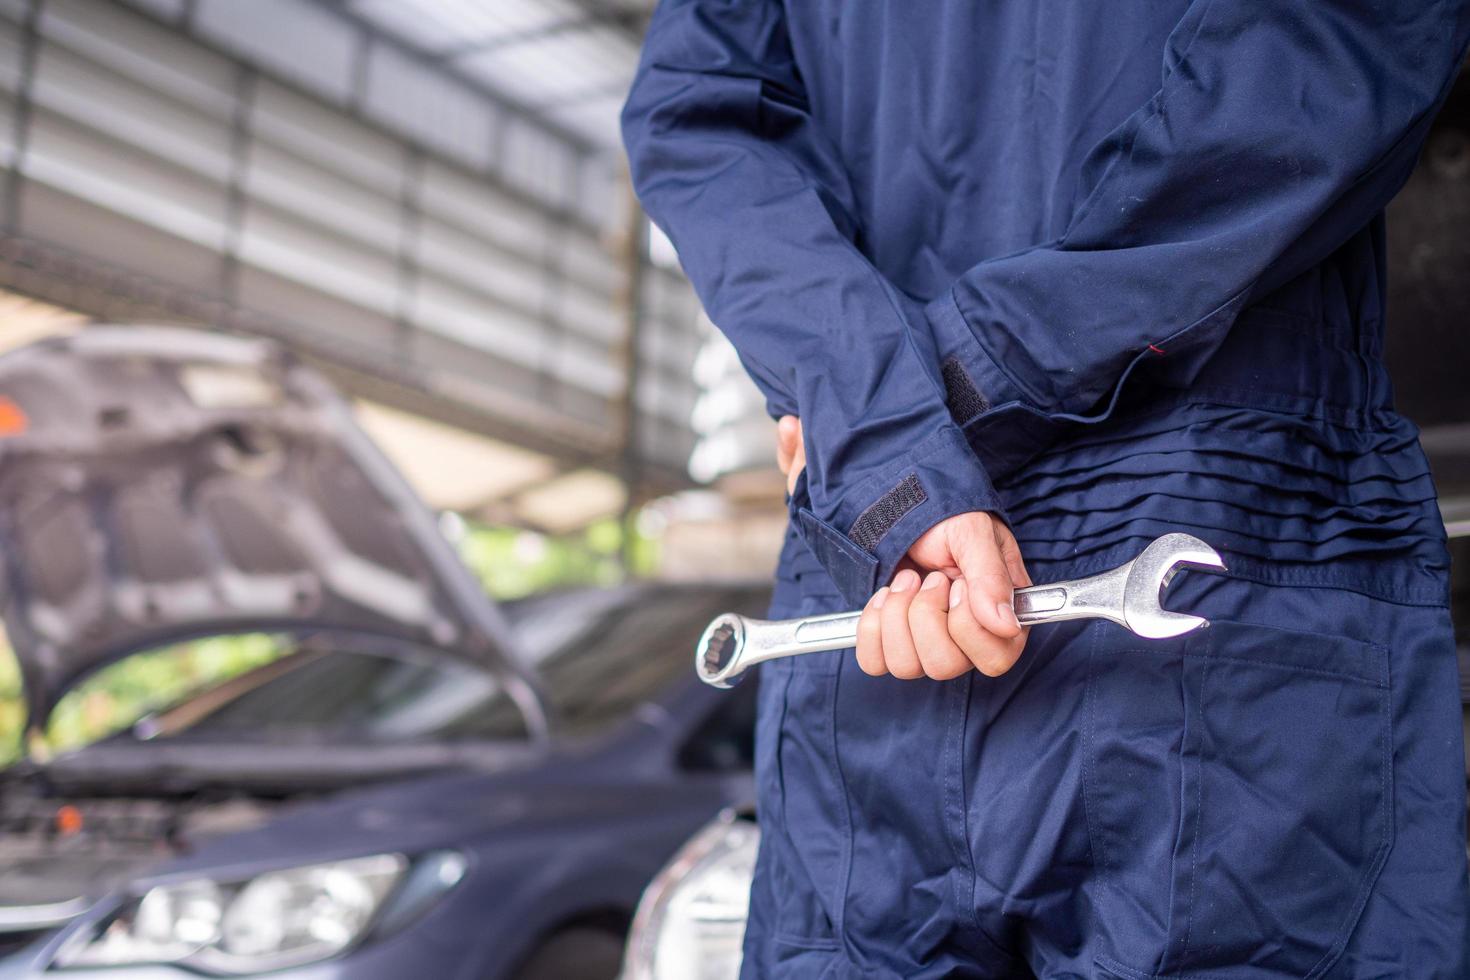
[0,326,538,728]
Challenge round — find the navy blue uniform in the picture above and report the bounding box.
[623,2,1470,975]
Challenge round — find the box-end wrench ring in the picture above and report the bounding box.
[696,532,1226,688]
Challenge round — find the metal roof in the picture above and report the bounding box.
[0,0,724,521]
[342,0,652,150]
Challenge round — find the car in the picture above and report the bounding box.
[0,326,765,979]
[621,804,759,980]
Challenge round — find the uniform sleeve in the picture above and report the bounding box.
[621,0,1000,605]
[930,0,1470,476]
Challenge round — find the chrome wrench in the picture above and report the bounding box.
[696,532,1226,688]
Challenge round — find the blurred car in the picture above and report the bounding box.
[621,805,758,980]
[0,327,764,978]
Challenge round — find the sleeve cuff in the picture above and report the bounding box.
[924,289,1069,484]
[792,423,1003,607]
[924,291,1028,421]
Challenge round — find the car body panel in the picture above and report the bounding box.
[0,327,543,732]
[0,671,759,978]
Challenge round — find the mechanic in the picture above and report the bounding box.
[622,2,1470,977]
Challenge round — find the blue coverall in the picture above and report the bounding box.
[622,2,1470,976]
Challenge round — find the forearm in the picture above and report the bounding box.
[623,0,1002,603]
[928,0,1470,476]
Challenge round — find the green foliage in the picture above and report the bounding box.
[0,648,21,769]
[456,517,659,599]
[44,633,285,757]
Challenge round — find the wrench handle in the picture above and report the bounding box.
[700,574,1125,686]
[696,610,863,688]
[1012,585,1068,622]
[696,582,1073,687]
[697,533,1222,687]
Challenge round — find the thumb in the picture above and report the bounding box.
[994,521,1032,589]
[949,516,1023,638]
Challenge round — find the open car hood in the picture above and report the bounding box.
[0,326,545,732]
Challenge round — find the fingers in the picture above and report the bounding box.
[854,567,925,679]
[854,514,1034,681]
[775,415,799,476]
[948,516,1024,638]
[855,584,888,676]
[879,569,924,679]
[948,579,1028,677]
[788,425,805,495]
[856,570,971,680]
[994,521,1032,589]
[945,521,1030,677]
[908,571,971,679]
[775,416,806,496]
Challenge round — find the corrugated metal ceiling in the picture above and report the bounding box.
[345,0,651,149]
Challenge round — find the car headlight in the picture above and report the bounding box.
[622,809,759,980]
[51,852,427,973]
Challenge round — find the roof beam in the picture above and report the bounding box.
[531,80,633,112]
[558,0,650,45]
[322,0,598,158]
[436,9,643,60]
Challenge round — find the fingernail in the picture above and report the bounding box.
[998,601,1021,630]
[920,572,945,592]
[950,578,964,609]
[892,569,919,593]
[872,587,890,610]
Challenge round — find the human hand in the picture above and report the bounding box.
[775,415,805,496]
[776,415,1031,678]
[856,512,1031,679]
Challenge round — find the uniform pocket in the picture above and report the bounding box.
[763,591,850,950]
[1086,618,1392,979]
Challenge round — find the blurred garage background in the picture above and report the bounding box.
[0,1,1464,978]
[0,0,790,762]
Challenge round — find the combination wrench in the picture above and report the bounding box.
[696,532,1226,688]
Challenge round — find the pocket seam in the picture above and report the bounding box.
[1183,617,1389,689]
[943,673,1020,965]
[829,665,855,947]
[1172,661,1212,970]
[1302,649,1394,980]
[1094,953,1161,979]
[1189,625,1391,978]
[772,660,841,950]
[1088,619,1394,978]
[769,932,841,952]
[769,642,848,950]
[1082,624,1113,896]
[1181,651,1384,687]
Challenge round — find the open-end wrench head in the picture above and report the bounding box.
[1120,532,1227,639]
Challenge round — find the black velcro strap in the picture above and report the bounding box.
[941,356,990,423]
[848,474,927,552]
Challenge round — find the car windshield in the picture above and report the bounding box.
[531,586,766,737]
[71,584,766,746]
[145,645,531,742]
